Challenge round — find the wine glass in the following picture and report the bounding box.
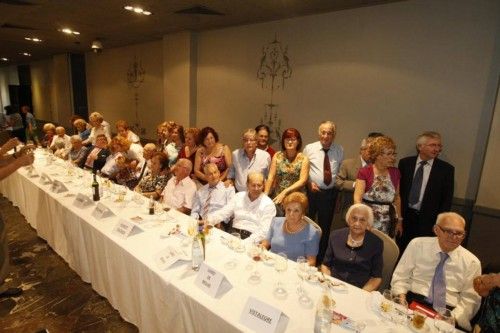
[390,295,408,325]
[380,289,394,319]
[434,308,455,333]
[273,252,288,299]
[296,256,312,307]
[247,241,263,284]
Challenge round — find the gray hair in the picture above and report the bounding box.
[70,135,82,142]
[242,128,257,139]
[318,121,336,134]
[435,212,466,227]
[247,171,264,184]
[203,162,219,174]
[176,158,193,173]
[345,203,374,227]
[416,131,441,147]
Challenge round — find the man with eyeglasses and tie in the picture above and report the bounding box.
[398,131,454,253]
[391,212,481,331]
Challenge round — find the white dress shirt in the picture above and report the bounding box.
[87,121,112,145]
[410,157,434,210]
[49,134,72,150]
[191,181,235,221]
[161,176,197,209]
[228,148,271,192]
[101,152,124,177]
[207,192,276,243]
[303,141,343,190]
[391,237,481,330]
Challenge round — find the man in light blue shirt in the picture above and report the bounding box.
[191,163,235,226]
[303,121,343,262]
[227,128,271,192]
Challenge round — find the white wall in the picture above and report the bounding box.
[86,40,164,138]
[196,0,500,199]
[0,65,19,110]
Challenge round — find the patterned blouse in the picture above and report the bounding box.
[273,151,306,197]
[137,173,170,194]
[200,144,228,175]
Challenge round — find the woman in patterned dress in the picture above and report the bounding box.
[134,152,171,200]
[265,128,309,216]
[193,127,232,183]
[353,136,402,237]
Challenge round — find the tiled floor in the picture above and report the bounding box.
[0,196,138,332]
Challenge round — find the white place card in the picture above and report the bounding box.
[91,202,114,219]
[39,172,53,185]
[112,219,142,239]
[50,180,68,193]
[154,246,190,270]
[195,262,232,298]
[73,193,93,208]
[239,297,289,333]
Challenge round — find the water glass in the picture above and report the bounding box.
[434,308,455,333]
[273,252,288,299]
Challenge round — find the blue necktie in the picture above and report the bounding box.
[408,161,427,206]
[427,252,449,309]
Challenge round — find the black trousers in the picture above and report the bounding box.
[306,187,338,265]
[398,208,435,254]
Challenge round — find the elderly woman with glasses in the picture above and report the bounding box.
[354,135,402,238]
[265,128,309,216]
[320,203,383,291]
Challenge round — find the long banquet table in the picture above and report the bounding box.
[0,150,418,332]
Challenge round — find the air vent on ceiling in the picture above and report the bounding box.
[174,5,224,16]
[1,23,35,30]
[0,0,35,5]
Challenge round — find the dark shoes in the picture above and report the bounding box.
[0,287,23,298]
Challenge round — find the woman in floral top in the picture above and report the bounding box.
[134,152,171,200]
[265,128,309,216]
[353,136,402,237]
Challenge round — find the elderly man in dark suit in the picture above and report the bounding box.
[398,131,454,252]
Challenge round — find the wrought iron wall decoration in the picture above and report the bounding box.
[257,34,292,144]
[126,56,146,135]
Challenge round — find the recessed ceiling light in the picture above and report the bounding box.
[25,37,43,42]
[60,28,80,35]
[20,52,31,57]
[1,57,8,61]
[124,5,152,15]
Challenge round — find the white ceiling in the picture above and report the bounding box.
[0,0,404,64]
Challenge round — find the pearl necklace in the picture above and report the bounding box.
[348,233,364,247]
[285,219,305,234]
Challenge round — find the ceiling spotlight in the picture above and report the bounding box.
[1,57,8,61]
[25,37,43,42]
[91,40,103,53]
[60,28,80,35]
[20,52,31,57]
[124,5,152,15]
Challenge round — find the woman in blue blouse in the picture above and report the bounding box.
[262,192,320,266]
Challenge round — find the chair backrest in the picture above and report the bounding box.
[370,228,399,291]
[303,216,322,236]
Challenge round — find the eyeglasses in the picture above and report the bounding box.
[285,138,298,143]
[437,225,466,239]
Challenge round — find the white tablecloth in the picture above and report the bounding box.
[0,151,418,333]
